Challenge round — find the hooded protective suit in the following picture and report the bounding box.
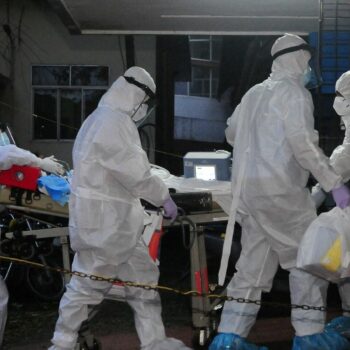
[316,71,350,337]
[49,67,191,350]
[212,34,344,349]
[309,71,350,322]
[331,70,350,183]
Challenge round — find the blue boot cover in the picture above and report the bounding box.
[209,333,269,350]
[325,316,350,338]
[292,331,350,350]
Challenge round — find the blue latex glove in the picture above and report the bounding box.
[37,174,70,206]
[163,197,178,223]
[325,316,350,338]
[209,333,269,350]
[332,185,350,209]
[292,331,350,350]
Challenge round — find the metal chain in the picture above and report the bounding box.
[0,255,341,313]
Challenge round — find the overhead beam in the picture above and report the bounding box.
[47,0,81,34]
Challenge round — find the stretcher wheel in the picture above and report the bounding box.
[37,241,54,256]
[192,327,212,349]
[26,264,65,301]
[17,241,36,259]
[0,239,12,256]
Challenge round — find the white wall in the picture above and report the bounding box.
[0,0,156,166]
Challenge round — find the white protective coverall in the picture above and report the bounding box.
[49,67,191,350]
[329,70,350,317]
[218,34,343,338]
[310,71,350,318]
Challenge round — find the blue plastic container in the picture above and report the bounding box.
[322,45,350,57]
[321,84,336,94]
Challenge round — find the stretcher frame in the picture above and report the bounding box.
[163,209,229,346]
[0,187,71,283]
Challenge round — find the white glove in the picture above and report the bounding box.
[37,156,65,175]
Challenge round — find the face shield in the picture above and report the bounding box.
[123,76,157,125]
[272,43,322,89]
[130,97,158,127]
[304,55,323,90]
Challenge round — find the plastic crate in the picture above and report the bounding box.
[321,57,350,69]
[309,31,350,46]
[322,45,350,57]
[321,84,336,94]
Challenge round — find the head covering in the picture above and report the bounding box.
[335,71,350,99]
[271,33,312,77]
[98,66,155,115]
[124,66,156,97]
[271,33,314,60]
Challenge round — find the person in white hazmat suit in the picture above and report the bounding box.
[311,70,350,340]
[0,144,64,347]
[49,67,192,350]
[209,34,350,350]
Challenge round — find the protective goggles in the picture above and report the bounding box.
[272,43,315,61]
[123,75,156,100]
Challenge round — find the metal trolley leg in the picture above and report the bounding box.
[190,225,213,346]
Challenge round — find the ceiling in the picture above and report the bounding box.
[47,0,320,35]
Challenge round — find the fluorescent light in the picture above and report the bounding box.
[161,15,318,20]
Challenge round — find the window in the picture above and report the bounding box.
[174,36,229,143]
[175,36,222,98]
[32,65,108,140]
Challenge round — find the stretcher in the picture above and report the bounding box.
[0,185,71,286]
[0,173,232,348]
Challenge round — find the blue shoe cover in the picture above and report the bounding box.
[325,316,350,338]
[292,331,350,350]
[208,333,269,350]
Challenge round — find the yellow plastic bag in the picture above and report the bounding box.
[321,237,342,272]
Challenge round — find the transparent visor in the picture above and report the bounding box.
[123,75,157,126]
[132,97,158,128]
[305,57,323,90]
[272,43,322,90]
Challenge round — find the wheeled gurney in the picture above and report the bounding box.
[0,173,233,348]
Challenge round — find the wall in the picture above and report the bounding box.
[0,0,156,166]
[174,95,232,143]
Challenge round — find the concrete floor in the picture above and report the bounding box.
[7,318,294,350]
[2,228,345,350]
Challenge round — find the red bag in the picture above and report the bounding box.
[0,165,41,191]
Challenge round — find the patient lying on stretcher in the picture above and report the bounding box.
[0,144,64,175]
[0,144,67,204]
